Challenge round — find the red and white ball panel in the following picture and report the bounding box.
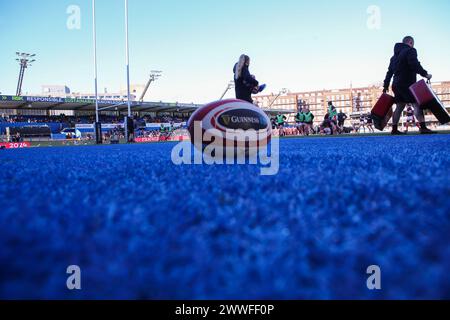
[187,99,272,148]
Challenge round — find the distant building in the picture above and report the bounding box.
[39,84,147,102]
[41,85,71,96]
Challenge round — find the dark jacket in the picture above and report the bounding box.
[384,43,428,90]
[233,63,259,103]
[337,112,347,122]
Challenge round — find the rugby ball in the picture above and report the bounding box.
[187,99,272,150]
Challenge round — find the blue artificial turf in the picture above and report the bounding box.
[0,135,450,299]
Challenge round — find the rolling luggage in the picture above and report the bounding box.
[371,93,395,131]
[409,80,450,124]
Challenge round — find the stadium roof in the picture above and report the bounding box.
[0,95,293,114]
[0,95,202,113]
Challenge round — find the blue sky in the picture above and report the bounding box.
[1,0,450,103]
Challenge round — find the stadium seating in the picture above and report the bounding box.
[1,114,188,125]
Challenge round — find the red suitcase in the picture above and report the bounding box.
[371,93,395,131]
[409,80,450,124]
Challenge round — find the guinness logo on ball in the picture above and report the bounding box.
[221,115,231,126]
[218,109,268,130]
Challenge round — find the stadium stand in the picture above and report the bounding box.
[1,114,188,124]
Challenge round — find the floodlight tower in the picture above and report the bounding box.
[269,88,289,108]
[139,71,162,102]
[220,80,235,100]
[15,52,36,96]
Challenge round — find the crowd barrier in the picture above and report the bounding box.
[0,142,31,149]
[0,122,68,134]
[75,122,187,133]
[135,136,189,143]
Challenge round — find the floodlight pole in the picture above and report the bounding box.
[269,88,288,108]
[139,71,162,102]
[220,81,235,100]
[16,61,25,96]
[15,53,36,96]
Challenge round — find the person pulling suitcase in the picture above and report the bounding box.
[383,36,435,135]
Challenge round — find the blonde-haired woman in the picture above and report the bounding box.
[233,54,265,104]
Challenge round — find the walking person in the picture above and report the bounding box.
[404,104,420,133]
[383,36,435,134]
[275,113,287,136]
[303,106,315,136]
[337,110,348,130]
[328,101,340,134]
[359,114,366,133]
[365,114,375,133]
[295,108,305,135]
